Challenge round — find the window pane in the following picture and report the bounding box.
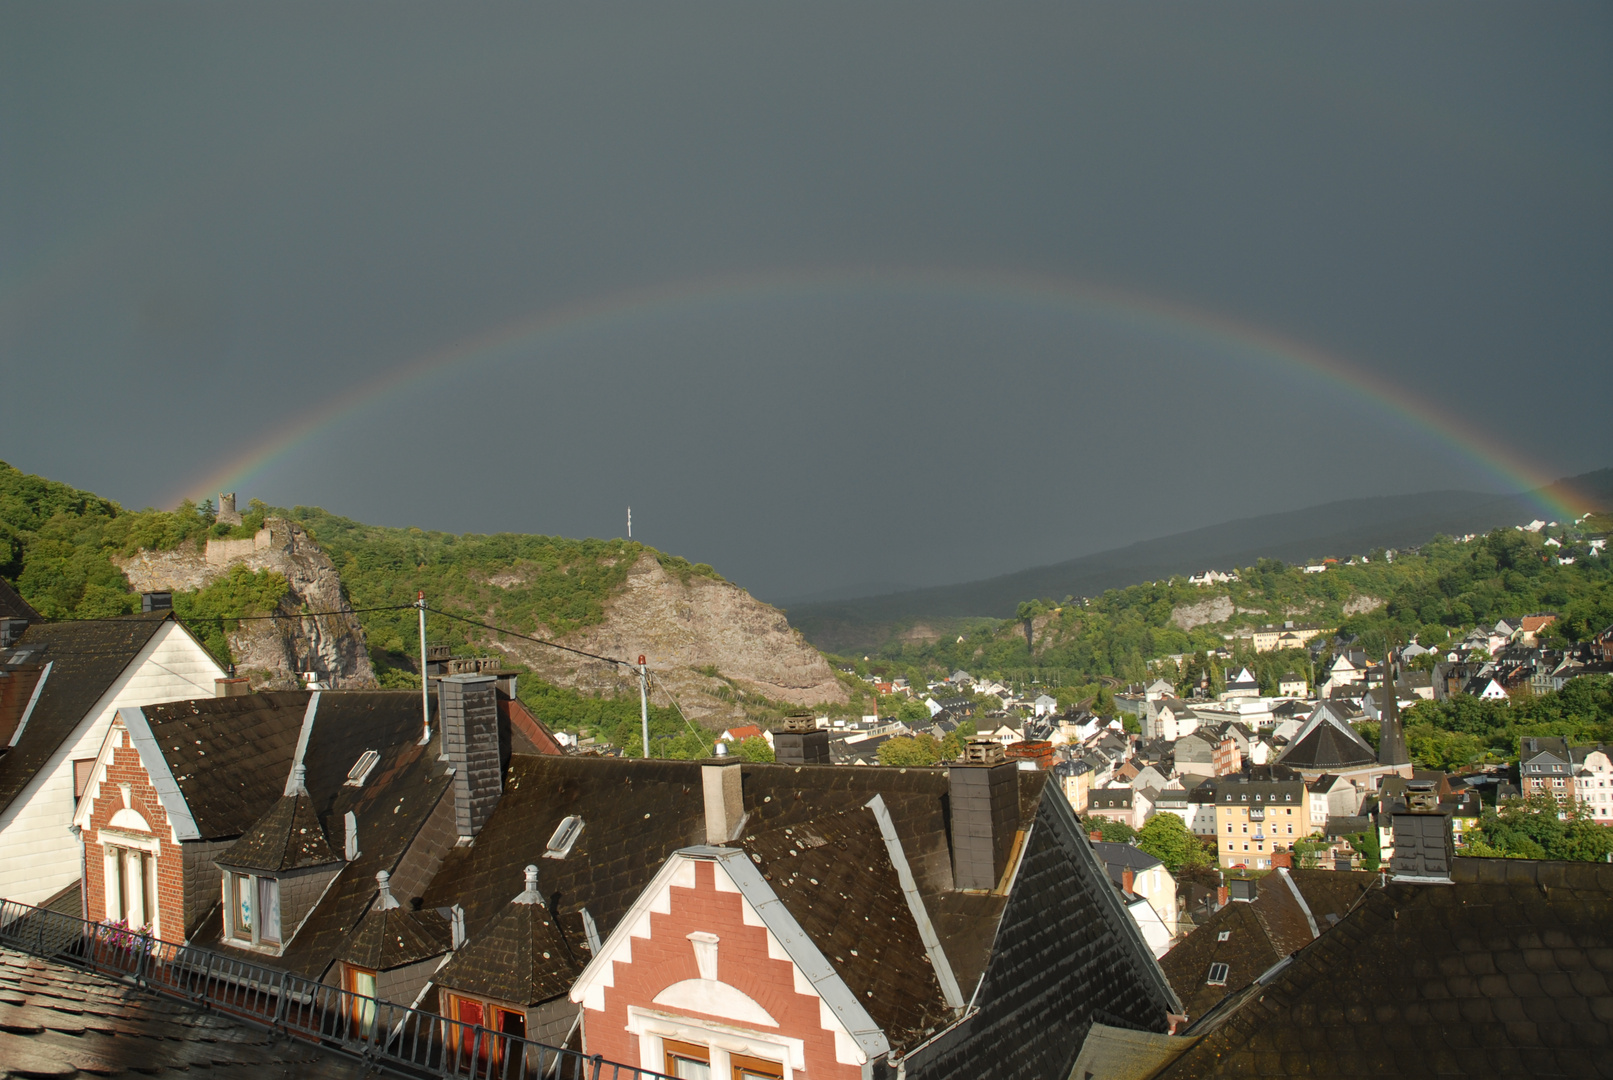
[117,849,131,923]
[141,853,155,932]
[258,878,281,943]
[235,875,252,936]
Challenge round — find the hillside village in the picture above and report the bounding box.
[0,466,1610,1078]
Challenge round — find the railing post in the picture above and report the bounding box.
[272,969,289,1030]
[590,1054,604,1080]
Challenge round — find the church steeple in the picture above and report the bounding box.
[1378,647,1410,767]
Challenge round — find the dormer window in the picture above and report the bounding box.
[225,871,281,948]
[544,815,584,859]
[345,750,381,787]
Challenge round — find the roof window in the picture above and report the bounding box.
[344,750,380,787]
[1217,931,1231,942]
[1207,963,1229,986]
[544,815,584,860]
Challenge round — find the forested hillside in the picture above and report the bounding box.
[856,526,1613,690]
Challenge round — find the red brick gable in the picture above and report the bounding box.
[74,717,186,944]
[577,857,865,1080]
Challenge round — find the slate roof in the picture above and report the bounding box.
[1156,858,1613,1078]
[0,577,40,622]
[420,755,1177,1068]
[0,946,364,1078]
[1158,869,1377,1021]
[192,691,456,978]
[0,613,171,813]
[1092,841,1165,881]
[1276,716,1376,770]
[218,791,341,872]
[433,894,585,1006]
[337,902,454,973]
[144,691,312,839]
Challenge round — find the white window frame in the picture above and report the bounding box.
[221,870,283,953]
[626,1006,803,1080]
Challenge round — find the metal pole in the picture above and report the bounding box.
[638,656,650,759]
[418,592,431,745]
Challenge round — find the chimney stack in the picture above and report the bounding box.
[702,762,745,844]
[1121,866,1136,894]
[214,677,251,698]
[773,712,829,766]
[141,591,173,613]
[1228,877,1258,902]
[1390,780,1454,883]
[948,739,1018,891]
[440,674,502,840]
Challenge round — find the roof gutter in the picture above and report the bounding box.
[865,793,965,1011]
[6,660,51,748]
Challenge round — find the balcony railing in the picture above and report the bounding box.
[0,898,671,1080]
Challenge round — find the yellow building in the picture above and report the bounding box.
[1214,778,1307,870]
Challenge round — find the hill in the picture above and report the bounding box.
[0,462,846,732]
[790,468,1613,653]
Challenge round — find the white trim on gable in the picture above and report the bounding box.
[284,692,321,795]
[7,661,52,748]
[119,707,201,841]
[570,846,891,1066]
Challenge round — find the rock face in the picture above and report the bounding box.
[488,554,847,722]
[117,520,376,690]
[1171,595,1236,631]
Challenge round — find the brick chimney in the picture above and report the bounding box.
[1390,779,1454,883]
[1089,829,1103,844]
[1271,849,1293,870]
[772,712,830,766]
[702,762,745,844]
[1121,866,1136,894]
[948,739,1019,891]
[439,674,501,840]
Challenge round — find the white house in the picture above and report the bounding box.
[1034,694,1058,717]
[0,613,226,907]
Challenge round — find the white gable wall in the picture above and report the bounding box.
[0,622,224,906]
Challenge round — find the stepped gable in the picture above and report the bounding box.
[1156,858,1613,1078]
[219,791,340,872]
[0,612,172,813]
[422,755,1176,1073]
[0,946,363,1079]
[143,691,311,838]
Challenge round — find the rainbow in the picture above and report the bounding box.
[174,267,1591,520]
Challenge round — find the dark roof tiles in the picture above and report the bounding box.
[0,613,172,812]
[218,792,341,872]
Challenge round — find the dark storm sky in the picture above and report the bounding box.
[2,3,1609,602]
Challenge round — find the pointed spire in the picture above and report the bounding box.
[513,864,544,906]
[1378,647,1410,767]
[376,870,401,911]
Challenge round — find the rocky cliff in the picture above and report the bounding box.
[116,519,377,690]
[483,553,847,721]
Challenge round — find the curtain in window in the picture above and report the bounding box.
[257,877,281,943]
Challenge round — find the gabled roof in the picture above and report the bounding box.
[0,613,175,813]
[143,691,312,839]
[1158,868,1376,1021]
[1156,859,1613,1077]
[0,578,40,623]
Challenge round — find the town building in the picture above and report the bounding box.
[1212,772,1307,870]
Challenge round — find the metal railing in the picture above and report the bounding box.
[0,899,672,1080]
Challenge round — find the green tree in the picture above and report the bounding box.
[734,736,775,763]
[878,735,941,767]
[1135,813,1198,872]
[1081,816,1137,843]
[898,697,931,723]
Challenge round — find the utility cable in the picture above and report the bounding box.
[422,606,639,669]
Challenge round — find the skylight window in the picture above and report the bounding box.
[1207,963,1229,986]
[344,750,380,787]
[543,815,584,859]
[1217,931,1231,942]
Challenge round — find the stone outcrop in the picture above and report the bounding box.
[487,554,847,722]
[116,519,376,690]
[1171,595,1236,631]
